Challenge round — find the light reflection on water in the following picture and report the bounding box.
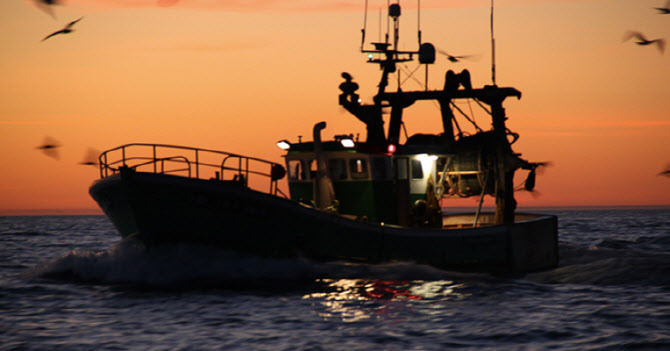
[303,279,470,322]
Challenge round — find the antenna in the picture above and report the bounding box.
[378,8,382,42]
[490,0,497,86]
[386,0,390,45]
[419,0,427,90]
[361,0,368,50]
[418,0,422,46]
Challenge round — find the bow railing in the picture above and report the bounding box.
[97,143,287,197]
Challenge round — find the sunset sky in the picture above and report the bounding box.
[1,0,668,215]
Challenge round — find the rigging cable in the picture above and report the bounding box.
[401,121,409,142]
[467,99,477,126]
[399,63,423,87]
[451,111,463,136]
[472,98,492,116]
[450,101,483,132]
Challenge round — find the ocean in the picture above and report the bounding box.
[1,207,668,350]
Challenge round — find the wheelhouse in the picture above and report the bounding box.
[283,139,450,226]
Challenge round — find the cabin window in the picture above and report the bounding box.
[411,159,424,180]
[309,159,318,179]
[371,157,389,180]
[395,157,409,180]
[288,160,308,181]
[328,159,348,180]
[350,158,369,179]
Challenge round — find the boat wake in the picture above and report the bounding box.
[26,235,669,288]
[26,237,469,288]
[26,238,319,287]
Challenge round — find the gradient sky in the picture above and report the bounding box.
[1,0,668,215]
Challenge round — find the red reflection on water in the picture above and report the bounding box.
[363,280,422,300]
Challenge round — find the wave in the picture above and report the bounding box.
[26,237,503,289]
[26,238,319,288]
[526,242,670,287]
[25,236,670,289]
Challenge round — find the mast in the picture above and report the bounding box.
[340,1,523,224]
[491,0,497,86]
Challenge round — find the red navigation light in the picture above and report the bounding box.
[387,144,396,154]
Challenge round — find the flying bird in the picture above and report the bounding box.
[659,164,670,177]
[623,31,666,54]
[437,50,476,63]
[36,136,61,160]
[33,0,64,18]
[42,17,83,42]
[654,1,670,14]
[79,148,101,167]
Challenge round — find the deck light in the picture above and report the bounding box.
[340,138,355,148]
[417,154,438,161]
[387,144,396,154]
[417,154,438,175]
[276,140,291,150]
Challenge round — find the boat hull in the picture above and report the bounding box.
[90,170,558,273]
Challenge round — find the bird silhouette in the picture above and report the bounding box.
[33,0,64,18]
[79,148,101,166]
[659,164,670,177]
[36,136,61,160]
[654,0,670,14]
[437,49,476,63]
[522,162,551,193]
[623,31,666,54]
[42,17,83,42]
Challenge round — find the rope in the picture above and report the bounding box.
[401,121,409,142]
[399,63,423,88]
[472,98,492,115]
[450,101,483,132]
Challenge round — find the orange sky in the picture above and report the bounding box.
[1,0,668,215]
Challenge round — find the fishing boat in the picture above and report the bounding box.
[89,2,558,274]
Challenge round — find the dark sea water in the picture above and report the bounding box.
[1,208,669,350]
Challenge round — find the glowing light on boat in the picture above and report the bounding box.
[276,140,291,150]
[417,154,438,174]
[340,138,355,148]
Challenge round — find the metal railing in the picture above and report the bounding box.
[98,143,287,197]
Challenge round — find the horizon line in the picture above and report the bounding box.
[2,204,669,217]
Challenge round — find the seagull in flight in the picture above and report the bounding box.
[36,136,61,160]
[659,164,670,177]
[654,0,670,14]
[42,17,83,42]
[33,0,64,18]
[623,31,666,54]
[437,49,476,63]
[79,148,101,167]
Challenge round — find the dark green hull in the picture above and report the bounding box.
[90,171,558,273]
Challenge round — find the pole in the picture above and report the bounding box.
[491,0,496,86]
